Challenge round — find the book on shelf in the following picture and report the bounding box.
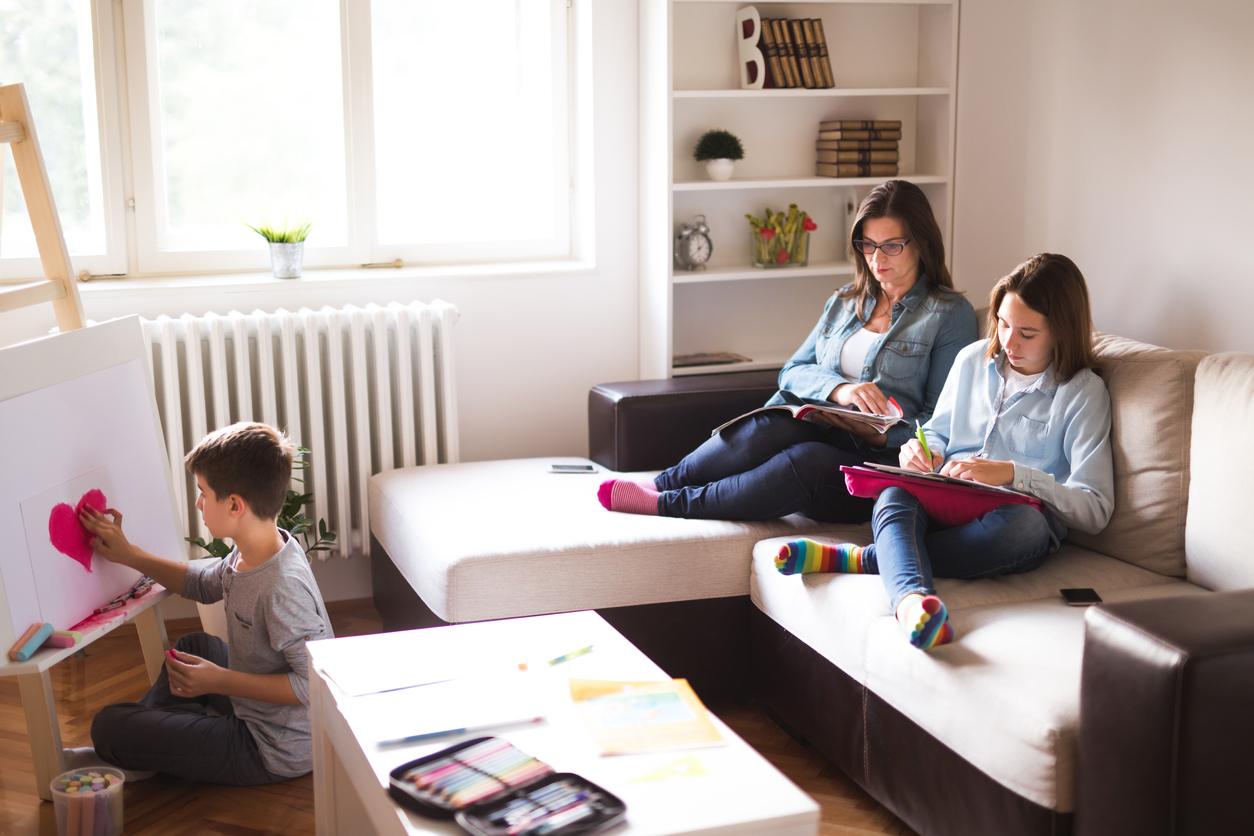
[672,351,752,368]
[816,162,900,177]
[711,390,906,436]
[821,120,902,131]
[810,19,836,88]
[817,129,902,141]
[816,139,900,151]
[789,20,817,88]
[772,19,803,88]
[757,17,785,89]
[799,20,832,88]
[817,149,899,164]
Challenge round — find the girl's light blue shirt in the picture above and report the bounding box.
[768,276,978,449]
[922,339,1115,542]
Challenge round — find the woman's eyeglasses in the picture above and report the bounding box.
[853,239,910,256]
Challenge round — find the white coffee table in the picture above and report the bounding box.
[308,611,818,836]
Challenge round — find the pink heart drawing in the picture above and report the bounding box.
[48,489,108,572]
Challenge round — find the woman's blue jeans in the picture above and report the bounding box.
[653,411,896,522]
[864,486,1053,610]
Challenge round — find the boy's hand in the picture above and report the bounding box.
[79,506,135,564]
[900,439,943,473]
[166,649,224,698]
[940,457,1015,486]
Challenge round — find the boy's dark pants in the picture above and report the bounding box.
[91,632,288,785]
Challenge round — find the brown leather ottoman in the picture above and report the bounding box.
[587,370,780,472]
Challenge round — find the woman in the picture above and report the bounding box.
[775,254,1115,649]
[600,179,978,521]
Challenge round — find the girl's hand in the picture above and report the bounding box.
[830,381,891,416]
[940,457,1015,486]
[900,438,943,472]
[166,649,224,698]
[812,411,888,448]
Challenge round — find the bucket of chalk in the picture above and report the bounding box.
[51,769,124,836]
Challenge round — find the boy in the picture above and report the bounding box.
[76,422,332,785]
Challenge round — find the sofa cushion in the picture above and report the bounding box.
[1063,334,1208,577]
[1186,352,1254,591]
[368,457,837,623]
[750,533,1205,811]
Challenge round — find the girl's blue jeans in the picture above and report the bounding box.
[865,486,1054,610]
[654,411,897,523]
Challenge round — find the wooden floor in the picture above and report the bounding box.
[0,600,915,836]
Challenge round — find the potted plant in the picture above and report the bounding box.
[694,129,745,181]
[747,204,817,268]
[246,216,313,279]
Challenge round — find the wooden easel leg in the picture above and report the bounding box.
[17,670,66,802]
[134,603,170,685]
[312,674,338,836]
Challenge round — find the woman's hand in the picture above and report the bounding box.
[940,457,1015,487]
[830,382,891,416]
[78,507,135,564]
[900,438,943,472]
[166,649,225,698]
[812,412,888,448]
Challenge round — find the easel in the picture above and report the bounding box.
[0,82,172,801]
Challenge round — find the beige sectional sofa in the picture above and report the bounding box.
[368,334,1254,836]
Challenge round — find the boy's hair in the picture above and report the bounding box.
[184,422,296,520]
[986,253,1098,382]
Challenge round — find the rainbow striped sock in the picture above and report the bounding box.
[597,479,660,516]
[774,539,866,575]
[896,594,953,650]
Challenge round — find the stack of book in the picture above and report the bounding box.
[758,18,834,88]
[815,120,901,178]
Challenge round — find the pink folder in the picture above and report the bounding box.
[841,465,1043,529]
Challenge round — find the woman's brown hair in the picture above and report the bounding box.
[840,179,955,320]
[986,253,1098,382]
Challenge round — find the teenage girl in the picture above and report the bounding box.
[775,253,1114,649]
[599,180,977,522]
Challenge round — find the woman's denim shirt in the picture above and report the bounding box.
[767,276,978,449]
[921,339,1115,546]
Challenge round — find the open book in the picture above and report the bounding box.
[854,462,1035,498]
[711,389,906,436]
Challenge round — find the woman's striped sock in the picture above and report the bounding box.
[775,539,866,575]
[896,594,953,649]
[597,479,660,516]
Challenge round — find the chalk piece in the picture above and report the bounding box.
[103,774,116,782]
[93,791,107,836]
[80,784,95,836]
[14,623,54,662]
[67,790,82,834]
[7,623,43,661]
[53,630,84,642]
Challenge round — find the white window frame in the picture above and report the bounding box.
[117,0,578,276]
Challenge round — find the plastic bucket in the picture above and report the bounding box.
[50,769,124,836]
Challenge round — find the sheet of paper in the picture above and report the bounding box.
[570,678,725,756]
[342,673,546,745]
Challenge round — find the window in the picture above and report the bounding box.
[0,0,580,279]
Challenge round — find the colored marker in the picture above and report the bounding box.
[915,420,936,473]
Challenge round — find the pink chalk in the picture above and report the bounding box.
[43,634,78,648]
[47,489,108,571]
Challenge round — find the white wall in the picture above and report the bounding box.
[0,0,639,609]
[953,0,1254,353]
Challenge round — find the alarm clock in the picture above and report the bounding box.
[674,215,712,270]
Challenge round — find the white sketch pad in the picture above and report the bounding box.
[0,317,184,644]
[19,463,144,631]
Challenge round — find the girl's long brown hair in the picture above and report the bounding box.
[840,180,955,321]
[986,253,1098,382]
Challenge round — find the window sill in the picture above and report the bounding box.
[76,257,597,299]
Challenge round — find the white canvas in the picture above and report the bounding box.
[0,359,183,634]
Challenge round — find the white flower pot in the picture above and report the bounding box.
[705,158,735,181]
[268,241,305,279]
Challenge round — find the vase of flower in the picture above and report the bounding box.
[747,204,817,268]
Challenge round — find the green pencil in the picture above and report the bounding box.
[915,420,935,472]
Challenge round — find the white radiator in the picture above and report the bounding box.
[140,301,459,559]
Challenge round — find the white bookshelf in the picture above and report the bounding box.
[640,0,960,379]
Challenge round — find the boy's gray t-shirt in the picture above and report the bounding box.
[181,531,333,777]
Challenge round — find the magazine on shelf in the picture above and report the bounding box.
[711,389,906,436]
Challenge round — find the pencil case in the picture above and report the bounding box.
[388,737,626,836]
